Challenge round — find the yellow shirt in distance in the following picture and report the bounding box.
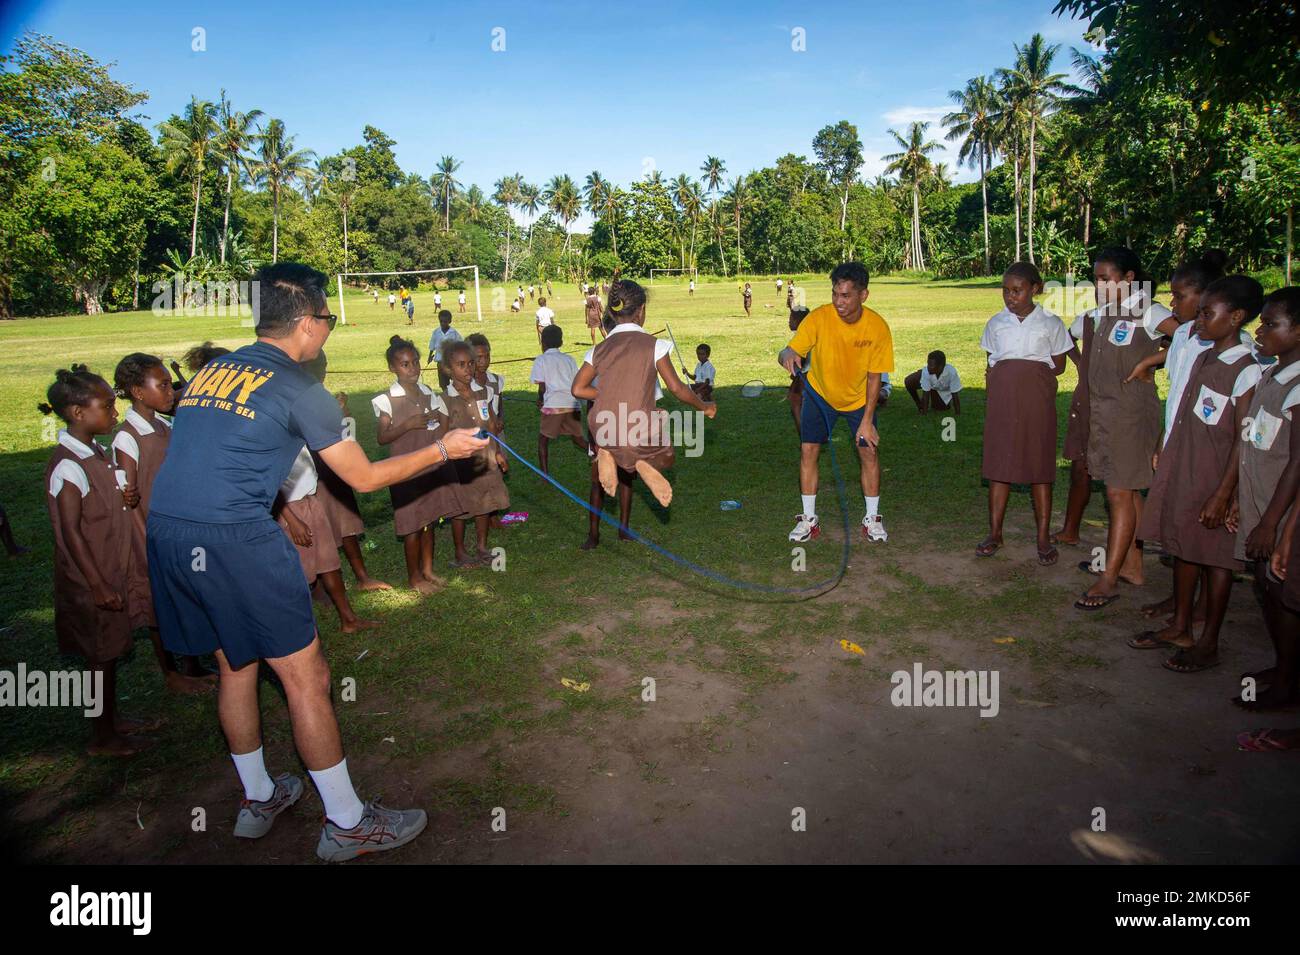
[787,303,894,411]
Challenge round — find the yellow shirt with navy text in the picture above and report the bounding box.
[788,303,895,411]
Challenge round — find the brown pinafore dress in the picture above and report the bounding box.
[585,294,603,329]
[313,418,365,545]
[443,382,509,517]
[45,439,135,663]
[377,382,463,536]
[116,413,171,630]
[589,330,675,473]
[1140,346,1257,570]
[1062,311,1094,463]
[1086,308,1163,489]
[1237,360,1300,563]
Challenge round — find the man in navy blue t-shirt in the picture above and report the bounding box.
[148,263,487,862]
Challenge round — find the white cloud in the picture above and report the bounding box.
[881,105,950,128]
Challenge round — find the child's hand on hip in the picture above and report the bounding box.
[92,582,123,611]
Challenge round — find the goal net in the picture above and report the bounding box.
[335,265,482,325]
[648,268,698,285]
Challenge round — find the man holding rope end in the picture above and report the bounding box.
[778,262,894,544]
[146,263,489,861]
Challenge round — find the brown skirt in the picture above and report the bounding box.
[277,494,341,579]
[391,462,462,537]
[313,452,364,544]
[982,359,1059,485]
[453,450,510,518]
[541,409,584,439]
[126,510,155,630]
[1062,382,1089,462]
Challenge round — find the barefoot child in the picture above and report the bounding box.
[442,341,509,567]
[977,263,1073,565]
[1076,246,1172,610]
[1132,276,1263,670]
[684,343,716,400]
[904,350,962,415]
[572,279,717,511]
[530,324,587,474]
[111,354,215,693]
[41,366,160,756]
[274,445,381,633]
[1235,287,1300,710]
[301,352,390,592]
[373,336,463,594]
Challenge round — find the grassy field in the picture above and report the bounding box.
[3,273,1291,865]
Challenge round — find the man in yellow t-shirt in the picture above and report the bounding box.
[778,262,894,544]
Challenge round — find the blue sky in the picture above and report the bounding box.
[4,0,1093,224]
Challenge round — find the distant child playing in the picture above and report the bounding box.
[373,336,463,594]
[742,282,752,317]
[530,324,587,474]
[903,350,962,415]
[1132,276,1263,670]
[976,263,1073,565]
[684,343,716,400]
[585,287,605,343]
[442,341,510,567]
[41,366,160,756]
[428,309,463,390]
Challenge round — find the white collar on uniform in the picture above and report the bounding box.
[1270,360,1300,385]
[999,304,1046,323]
[124,407,170,434]
[607,322,649,336]
[1216,343,1251,364]
[57,429,97,459]
[388,380,433,397]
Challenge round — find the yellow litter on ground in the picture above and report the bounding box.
[561,677,591,692]
[839,639,865,655]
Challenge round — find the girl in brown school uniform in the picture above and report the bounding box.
[1076,246,1170,611]
[373,335,463,594]
[571,279,716,524]
[977,263,1074,565]
[441,340,510,566]
[1234,287,1300,713]
[41,366,160,756]
[111,354,214,693]
[301,351,391,592]
[1130,276,1264,671]
[467,333,505,434]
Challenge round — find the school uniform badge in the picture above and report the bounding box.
[1196,385,1228,426]
[1108,321,1132,346]
[476,399,490,421]
[1248,408,1282,450]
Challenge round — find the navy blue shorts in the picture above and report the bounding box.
[147,513,316,667]
[799,379,877,445]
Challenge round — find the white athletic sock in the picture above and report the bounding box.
[801,494,817,520]
[309,758,365,829]
[231,746,275,803]
[866,496,880,518]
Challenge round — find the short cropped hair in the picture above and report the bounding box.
[830,262,870,289]
[253,263,328,338]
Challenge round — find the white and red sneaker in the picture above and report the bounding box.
[789,514,821,542]
[862,514,888,543]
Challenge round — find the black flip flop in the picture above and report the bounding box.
[1075,591,1121,611]
[1127,631,1175,650]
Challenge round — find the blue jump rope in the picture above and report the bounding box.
[471,381,853,597]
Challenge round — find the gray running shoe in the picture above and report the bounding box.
[316,800,428,862]
[233,773,304,839]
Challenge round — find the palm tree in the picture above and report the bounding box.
[681,179,704,270]
[544,174,581,257]
[431,155,462,231]
[493,173,522,281]
[998,33,1069,263]
[707,200,728,277]
[701,157,726,275]
[461,184,486,225]
[159,97,219,258]
[584,171,620,259]
[213,92,262,265]
[251,118,316,263]
[518,181,541,252]
[319,172,359,274]
[943,75,998,274]
[723,175,752,275]
[882,122,941,271]
[993,78,1028,260]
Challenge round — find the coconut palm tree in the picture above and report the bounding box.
[998,33,1069,263]
[251,118,316,263]
[584,171,620,259]
[518,181,542,252]
[701,157,727,275]
[707,200,728,277]
[681,179,704,270]
[493,173,522,281]
[319,172,359,274]
[159,97,220,258]
[544,174,581,256]
[461,184,486,225]
[431,154,462,231]
[992,79,1029,260]
[723,175,752,274]
[213,92,262,265]
[882,122,941,271]
[943,75,998,274]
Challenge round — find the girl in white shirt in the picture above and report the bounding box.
[977,263,1073,566]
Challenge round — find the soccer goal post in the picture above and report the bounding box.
[335,265,482,325]
[648,268,698,285]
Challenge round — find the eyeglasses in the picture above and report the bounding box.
[303,313,338,331]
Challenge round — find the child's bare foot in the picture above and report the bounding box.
[1140,595,1174,618]
[340,617,382,633]
[634,461,672,506]
[596,449,618,496]
[164,671,216,694]
[580,535,599,550]
[423,571,447,588]
[87,734,150,757]
[409,577,439,595]
[1050,531,1080,546]
[355,577,393,592]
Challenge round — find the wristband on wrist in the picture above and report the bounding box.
[435,439,449,464]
